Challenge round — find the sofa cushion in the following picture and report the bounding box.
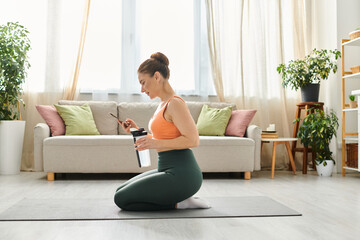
[117,101,236,135]
[35,105,65,136]
[187,101,236,123]
[117,102,158,135]
[225,110,257,137]
[196,105,232,136]
[55,104,100,135]
[58,100,118,135]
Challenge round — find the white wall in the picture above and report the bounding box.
[313,0,360,173]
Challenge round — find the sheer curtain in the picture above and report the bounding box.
[63,0,91,100]
[77,0,123,101]
[24,0,84,170]
[1,0,85,170]
[205,0,312,169]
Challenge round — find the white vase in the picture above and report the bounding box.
[316,160,334,177]
[0,120,26,175]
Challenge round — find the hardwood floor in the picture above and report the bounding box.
[0,171,359,240]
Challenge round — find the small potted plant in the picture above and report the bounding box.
[0,22,31,175]
[349,95,357,108]
[277,48,341,102]
[295,108,339,176]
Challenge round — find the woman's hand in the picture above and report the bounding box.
[135,136,158,151]
[118,118,139,133]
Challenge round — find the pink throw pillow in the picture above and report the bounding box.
[225,110,257,137]
[36,105,65,136]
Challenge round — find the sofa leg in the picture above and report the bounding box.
[47,172,55,181]
[244,172,251,180]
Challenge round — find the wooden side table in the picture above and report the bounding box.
[261,138,297,179]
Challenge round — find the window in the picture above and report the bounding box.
[79,0,123,92]
[78,0,214,96]
[136,0,195,92]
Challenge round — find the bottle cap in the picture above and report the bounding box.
[130,128,147,137]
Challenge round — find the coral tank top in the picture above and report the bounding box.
[149,96,185,140]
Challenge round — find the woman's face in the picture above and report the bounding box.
[138,72,159,99]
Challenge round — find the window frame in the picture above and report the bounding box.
[80,0,214,96]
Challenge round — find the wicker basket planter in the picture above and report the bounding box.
[350,65,360,74]
[349,100,357,108]
[349,30,360,40]
[346,143,358,168]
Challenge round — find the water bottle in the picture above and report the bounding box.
[130,128,151,168]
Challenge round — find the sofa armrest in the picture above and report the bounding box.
[246,124,262,171]
[34,123,51,172]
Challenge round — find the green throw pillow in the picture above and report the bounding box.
[196,105,232,136]
[54,104,100,135]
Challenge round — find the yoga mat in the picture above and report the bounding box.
[0,196,301,221]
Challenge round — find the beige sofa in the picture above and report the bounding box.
[34,100,261,181]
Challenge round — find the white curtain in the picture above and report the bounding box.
[77,0,123,101]
[205,0,312,169]
[0,0,85,170]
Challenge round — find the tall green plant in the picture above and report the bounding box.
[295,108,339,166]
[277,49,341,91]
[0,22,31,120]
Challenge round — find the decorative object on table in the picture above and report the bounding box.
[349,95,357,108]
[349,27,360,40]
[266,124,276,131]
[277,48,341,102]
[261,124,278,138]
[261,132,278,139]
[295,108,339,177]
[0,22,31,175]
[346,143,358,168]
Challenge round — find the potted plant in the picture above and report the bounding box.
[277,48,341,102]
[295,108,339,176]
[0,22,31,175]
[349,95,357,108]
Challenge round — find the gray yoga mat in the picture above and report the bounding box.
[0,196,301,221]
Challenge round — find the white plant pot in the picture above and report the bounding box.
[316,160,334,177]
[0,120,26,175]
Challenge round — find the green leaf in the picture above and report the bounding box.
[296,109,338,162]
[278,48,340,91]
[0,22,30,120]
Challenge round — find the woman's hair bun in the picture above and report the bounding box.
[150,52,169,66]
[138,52,170,79]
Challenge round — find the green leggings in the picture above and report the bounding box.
[114,149,203,211]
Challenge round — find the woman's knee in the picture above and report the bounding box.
[114,190,129,210]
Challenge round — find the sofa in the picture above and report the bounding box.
[34,100,261,181]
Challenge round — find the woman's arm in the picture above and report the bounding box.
[135,98,199,151]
